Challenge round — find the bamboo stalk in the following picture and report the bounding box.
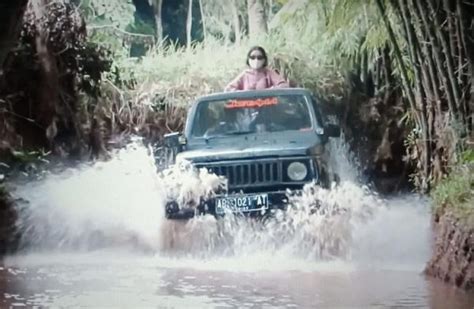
[426,0,463,120]
[456,0,474,90]
[454,4,464,85]
[411,0,442,112]
[375,49,382,94]
[399,0,425,103]
[456,0,473,133]
[375,0,421,128]
[382,46,393,106]
[416,0,459,120]
[399,0,431,186]
[409,1,439,177]
[443,0,457,71]
[456,0,474,78]
[420,60,436,146]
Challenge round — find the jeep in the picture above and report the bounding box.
[162,88,340,220]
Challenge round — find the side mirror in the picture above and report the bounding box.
[325,124,341,138]
[164,132,187,149]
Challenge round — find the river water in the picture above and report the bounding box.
[1,141,473,308]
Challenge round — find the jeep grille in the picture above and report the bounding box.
[195,160,282,188]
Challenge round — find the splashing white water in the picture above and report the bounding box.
[13,142,165,251]
[9,137,431,269]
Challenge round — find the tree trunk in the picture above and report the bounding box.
[268,0,274,21]
[0,0,29,69]
[228,0,241,45]
[150,0,163,43]
[198,0,207,42]
[248,0,268,39]
[186,0,193,49]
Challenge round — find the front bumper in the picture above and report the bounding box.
[165,190,292,220]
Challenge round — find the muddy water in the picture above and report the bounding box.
[1,252,474,308]
[2,141,474,308]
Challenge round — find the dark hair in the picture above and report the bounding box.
[246,46,268,67]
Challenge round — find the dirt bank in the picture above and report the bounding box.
[425,209,474,290]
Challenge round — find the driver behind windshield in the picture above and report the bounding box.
[199,96,311,137]
[205,108,258,136]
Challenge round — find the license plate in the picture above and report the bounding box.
[215,194,269,215]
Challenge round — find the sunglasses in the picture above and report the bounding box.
[249,55,264,60]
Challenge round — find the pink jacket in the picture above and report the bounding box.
[224,68,289,92]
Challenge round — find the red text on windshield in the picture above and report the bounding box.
[225,97,278,109]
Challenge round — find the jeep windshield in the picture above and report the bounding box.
[191,94,313,138]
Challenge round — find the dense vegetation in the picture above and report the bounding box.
[0,0,472,198]
[432,150,474,223]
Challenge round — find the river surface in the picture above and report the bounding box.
[1,141,474,308]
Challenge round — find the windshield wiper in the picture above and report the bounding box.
[203,130,254,142]
[227,130,255,135]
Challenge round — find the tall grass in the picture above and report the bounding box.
[119,38,247,106]
[116,33,348,109]
[432,159,474,224]
[111,0,402,108]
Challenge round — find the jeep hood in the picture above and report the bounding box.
[177,131,325,163]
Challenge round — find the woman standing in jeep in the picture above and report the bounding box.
[224,46,289,92]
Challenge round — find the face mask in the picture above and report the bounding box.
[249,58,265,70]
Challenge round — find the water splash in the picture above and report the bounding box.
[156,137,394,261]
[158,159,226,209]
[9,137,431,269]
[12,142,164,251]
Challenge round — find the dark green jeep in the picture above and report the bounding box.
[162,88,340,220]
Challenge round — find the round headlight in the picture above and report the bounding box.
[287,162,308,181]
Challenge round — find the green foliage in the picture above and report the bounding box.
[432,163,474,222]
[78,0,136,57]
[10,150,50,165]
[116,37,247,105]
[0,182,7,200]
[78,0,135,29]
[112,32,347,109]
[126,18,155,36]
[81,0,381,105]
[19,1,113,98]
[460,149,474,164]
[271,0,411,81]
[0,0,116,158]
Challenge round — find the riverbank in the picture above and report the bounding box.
[425,162,474,290]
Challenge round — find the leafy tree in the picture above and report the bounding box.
[77,0,137,56]
[79,0,135,28]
